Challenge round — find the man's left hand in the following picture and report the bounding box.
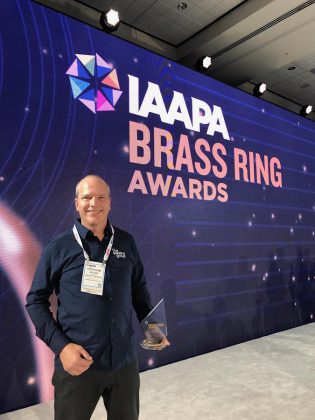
[158,336,170,350]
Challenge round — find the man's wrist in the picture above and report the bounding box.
[49,330,71,355]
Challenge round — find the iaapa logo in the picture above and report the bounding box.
[66,53,123,114]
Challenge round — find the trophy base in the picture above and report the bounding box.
[140,339,166,351]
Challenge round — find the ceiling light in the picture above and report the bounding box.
[300,105,313,116]
[196,55,212,72]
[253,82,267,97]
[177,2,188,10]
[100,9,120,32]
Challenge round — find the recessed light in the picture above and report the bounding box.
[177,2,187,11]
[300,105,313,116]
[100,9,120,32]
[253,82,267,97]
[196,55,212,72]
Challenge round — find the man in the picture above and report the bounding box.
[26,174,169,420]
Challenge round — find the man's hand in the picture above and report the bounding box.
[158,336,170,351]
[59,343,93,376]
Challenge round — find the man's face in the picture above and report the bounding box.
[75,177,111,230]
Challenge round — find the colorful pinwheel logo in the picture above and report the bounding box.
[66,53,123,114]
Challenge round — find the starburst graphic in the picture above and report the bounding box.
[66,53,123,114]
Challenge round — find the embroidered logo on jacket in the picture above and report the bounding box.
[112,248,126,259]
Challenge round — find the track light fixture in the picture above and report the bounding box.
[300,105,313,116]
[100,9,120,32]
[253,82,267,97]
[196,56,212,72]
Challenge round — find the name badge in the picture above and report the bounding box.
[81,260,105,296]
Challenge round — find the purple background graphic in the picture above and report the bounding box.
[1,0,315,414]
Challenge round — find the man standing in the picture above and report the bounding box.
[26,174,169,420]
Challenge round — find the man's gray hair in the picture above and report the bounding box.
[75,175,111,198]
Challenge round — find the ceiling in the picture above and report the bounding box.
[79,0,245,46]
[35,0,315,121]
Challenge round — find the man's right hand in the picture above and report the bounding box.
[59,343,93,376]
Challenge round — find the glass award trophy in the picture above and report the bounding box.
[140,298,168,350]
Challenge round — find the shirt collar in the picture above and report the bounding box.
[74,219,112,240]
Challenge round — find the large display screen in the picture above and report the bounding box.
[1,0,315,413]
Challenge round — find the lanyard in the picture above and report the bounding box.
[72,224,114,264]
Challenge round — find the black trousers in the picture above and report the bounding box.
[52,360,140,420]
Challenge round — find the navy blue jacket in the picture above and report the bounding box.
[26,220,152,371]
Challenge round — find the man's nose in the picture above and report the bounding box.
[90,197,96,206]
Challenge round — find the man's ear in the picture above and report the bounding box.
[75,198,78,211]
